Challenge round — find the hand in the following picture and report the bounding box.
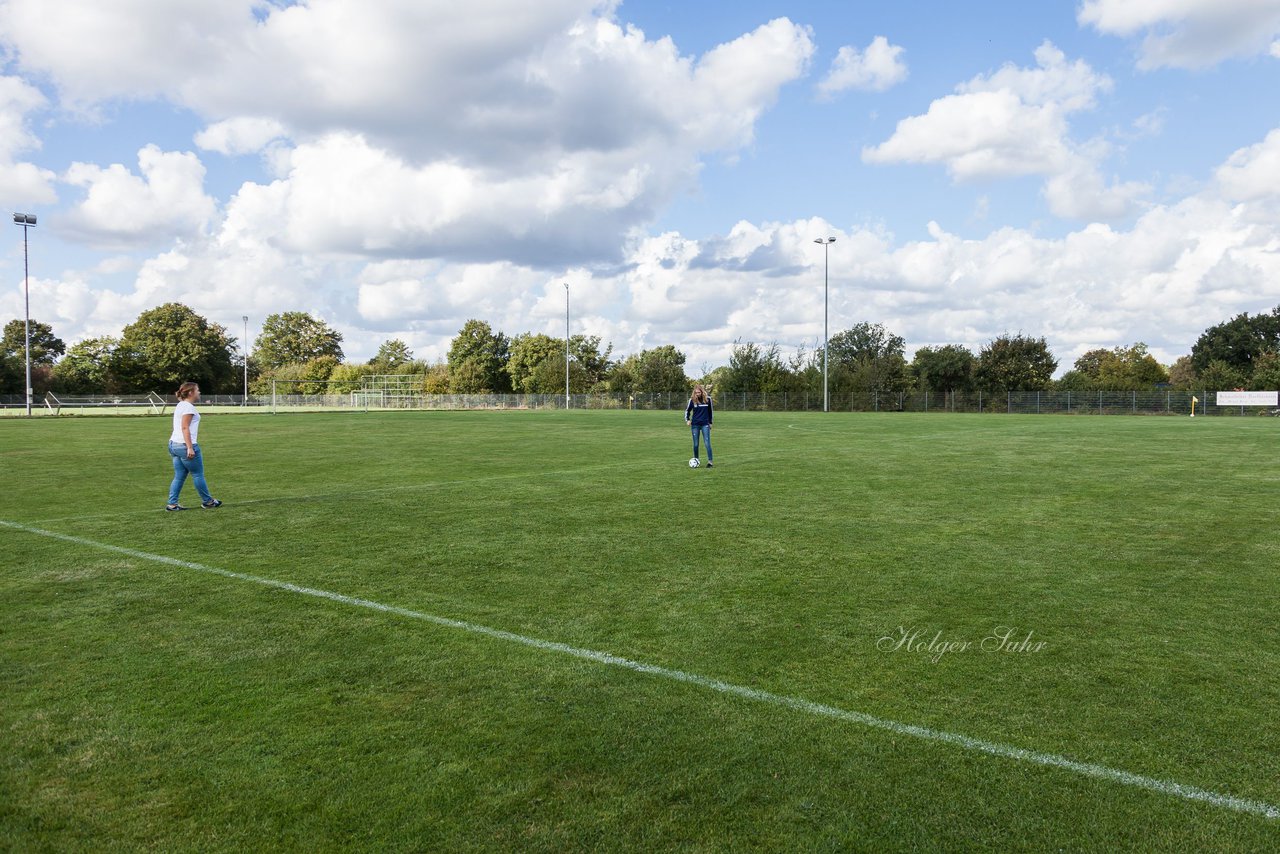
[186,448,195,459]
[685,420,690,425]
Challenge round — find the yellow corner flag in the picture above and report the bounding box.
[1191,396,1198,418]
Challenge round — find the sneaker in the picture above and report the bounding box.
[706,463,713,468]
[165,504,187,512]
[201,499,223,509]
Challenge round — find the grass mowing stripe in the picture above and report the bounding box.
[4,518,1277,823]
[19,447,783,526]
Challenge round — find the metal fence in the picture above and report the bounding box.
[703,389,1270,416]
[4,389,1277,417]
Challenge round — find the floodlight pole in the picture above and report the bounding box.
[13,213,36,417]
[813,237,836,413]
[242,315,249,405]
[564,283,570,409]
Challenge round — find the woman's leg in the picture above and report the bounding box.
[168,445,187,505]
[186,445,214,505]
[702,425,712,462]
[691,425,701,458]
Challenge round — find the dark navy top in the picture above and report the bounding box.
[685,397,713,427]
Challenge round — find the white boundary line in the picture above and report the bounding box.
[2,517,1277,822]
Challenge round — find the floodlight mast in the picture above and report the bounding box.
[13,213,37,417]
[564,283,570,409]
[813,236,836,413]
[242,315,250,405]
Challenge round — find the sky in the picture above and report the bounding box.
[2,0,1279,375]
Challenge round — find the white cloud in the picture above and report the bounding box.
[1215,128,1280,201]
[24,126,1280,372]
[1079,0,1280,68]
[2,5,813,266]
[0,74,56,203]
[1272,38,1280,58]
[0,2,811,162]
[864,42,1107,179]
[227,131,678,266]
[1131,108,1168,137]
[1043,158,1153,220]
[956,40,1109,111]
[817,36,908,96]
[864,42,1147,220]
[195,117,288,156]
[60,145,218,245]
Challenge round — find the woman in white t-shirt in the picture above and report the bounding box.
[166,381,221,511]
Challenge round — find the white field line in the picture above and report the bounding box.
[3,519,1277,821]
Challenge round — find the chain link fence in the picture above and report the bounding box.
[703,389,1261,415]
[5,388,1278,416]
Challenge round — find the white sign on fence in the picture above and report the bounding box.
[1215,391,1278,406]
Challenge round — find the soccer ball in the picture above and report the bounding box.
[688,457,700,468]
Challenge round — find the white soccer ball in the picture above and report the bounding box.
[688,457,700,468]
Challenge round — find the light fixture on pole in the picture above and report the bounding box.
[13,213,37,417]
[564,283,570,409]
[242,315,249,405]
[813,236,836,413]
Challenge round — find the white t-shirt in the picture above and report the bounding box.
[170,399,200,444]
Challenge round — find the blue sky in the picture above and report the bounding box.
[2,0,1279,372]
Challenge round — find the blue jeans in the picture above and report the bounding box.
[691,424,712,462]
[168,442,213,506]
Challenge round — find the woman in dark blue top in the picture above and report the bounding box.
[684,384,713,467]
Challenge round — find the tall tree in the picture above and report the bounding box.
[254,311,344,370]
[368,338,413,371]
[633,345,689,392]
[269,355,341,395]
[1068,342,1168,390]
[112,303,236,392]
[1190,306,1280,378]
[1198,359,1245,392]
[975,334,1057,392]
[52,336,119,394]
[826,322,904,367]
[784,344,822,396]
[447,319,510,392]
[421,362,450,393]
[506,333,564,393]
[1166,355,1198,390]
[911,344,975,392]
[1,319,65,365]
[0,352,20,394]
[569,334,614,389]
[825,322,910,392]
[1249,350,1280,391]
[530,354,591,393]
[1094,343,1168,389]
[606,357,638,394]
[724,340,786,393]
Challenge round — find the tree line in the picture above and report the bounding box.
[2,302,1278,398]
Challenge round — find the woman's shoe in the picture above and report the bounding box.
[202,499,223,509]
[165,504,187,512]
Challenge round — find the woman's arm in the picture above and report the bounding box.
[685,398,693,423]
[707,399,712,426]
[181,413,195,458]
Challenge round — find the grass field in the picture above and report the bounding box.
[2,410,1279,850]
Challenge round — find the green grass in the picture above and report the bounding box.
[2,410,1278,851]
